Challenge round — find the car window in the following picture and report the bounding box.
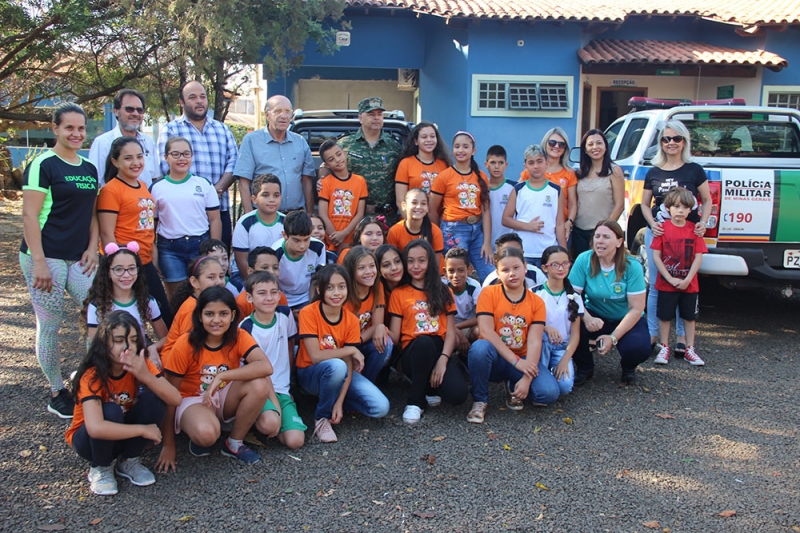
[616,118,649,160]
[605,121,624,157]
[672,112,800,157]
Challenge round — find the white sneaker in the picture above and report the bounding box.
[88,465,118,495]
[653,343,671,365]
[425,395,442,407]
[115,457,155,486]
[402,405,423,424]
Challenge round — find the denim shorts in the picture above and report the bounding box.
[157,232,209,282]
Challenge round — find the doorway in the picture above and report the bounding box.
[597,88,646,131]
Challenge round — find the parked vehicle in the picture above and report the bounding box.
[605,98,800,291]
[289,109,414,168]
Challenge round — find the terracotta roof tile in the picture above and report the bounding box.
[346,0,800,25]
[578,39,788,71]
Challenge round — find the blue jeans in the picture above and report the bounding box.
[359,338,393,384]
[645,227,685,339]
[156,231,210,282]
[467,340,560,405]
[296,359,389,420]
[541,335,574,396]
[440,220,493,282]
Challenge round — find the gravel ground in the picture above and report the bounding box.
[1,197,798,532]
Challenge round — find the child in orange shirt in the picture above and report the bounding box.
[343,246,392,383]
[235,246,287,318]
[295,264,389,443]
[318,140,368,251]
[429,131,493,282]
[67,311,181,495]
[466,247,559,424]
[161,255,226,359]
[388,188,444,266]
[336,215,386,265]
[394,121,450,210]
[158,287,274,468]
[388,239,468,424]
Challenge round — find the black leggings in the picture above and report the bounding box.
[401,335,468,409]
[142,262,172,328]
[72,391,166,467]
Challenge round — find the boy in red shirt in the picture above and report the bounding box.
[651,188,707,366]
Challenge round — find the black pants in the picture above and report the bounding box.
[72,391,166,467]
[220,210,232,252]
[401,335,468,408]
[142,262,172,328]
[574,315,651,376]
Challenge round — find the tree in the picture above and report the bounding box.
[0,0,175,129]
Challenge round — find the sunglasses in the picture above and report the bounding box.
[660,135,685,144]
[547,139,567,149]
[123,106,145,114]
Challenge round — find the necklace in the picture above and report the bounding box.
[543,282,564,305]
[504,286,526,310]
[600,263,615,277]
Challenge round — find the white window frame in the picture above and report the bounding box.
[471,74,573,118]
[761,85,800,110]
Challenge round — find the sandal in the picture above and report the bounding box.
[674,342,686,359]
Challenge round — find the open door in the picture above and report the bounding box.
[597,88,646,131]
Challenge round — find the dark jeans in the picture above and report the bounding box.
[574,314,651,377]
[142,262,172,328]
[220,210,232,252]
[72,391,166,467]
[401,335,468,409]
[572,227,594,258]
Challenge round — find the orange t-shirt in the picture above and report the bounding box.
[345,289,385,332]
[519,167,576,221]
[430,167,487,222]
[387,284,456,349]
[161,296,196,359]
[387,221,444,254]
[335,246,351,265]
[295,301,361,369]
[66,360,161,445]
[163,330,259,398]
[97,177,156,264]
[476,284,546,356]
[394,156,449,195]
[236,289,288,319]
[318,173,369,251]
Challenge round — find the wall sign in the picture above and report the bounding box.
[717,85,735,99]
[611,79,637,87]
[336,32,351,46]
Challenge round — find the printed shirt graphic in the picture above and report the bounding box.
[295,301,361,369]
[66,359,161,445]
[163,331,259,398]
[345,289,385,332]
[319,172,369,249]
[21,151,98,261]
[476,284,546,356]
[395,156,449,194]
[431,167,486,221]
[651,220,708,293]
[387,285,456,349]
[97,177,157,263]
[643,163,707,222]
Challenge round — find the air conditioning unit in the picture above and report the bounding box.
[398,69,419,91]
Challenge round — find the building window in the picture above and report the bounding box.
[230,98,255,115]
[761,86,800,111]
[472,75,573,117]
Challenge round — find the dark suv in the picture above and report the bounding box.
[289,109,415,168]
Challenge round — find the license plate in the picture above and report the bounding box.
[783,250,800,268]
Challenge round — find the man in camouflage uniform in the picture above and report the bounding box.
[338,97,402,222]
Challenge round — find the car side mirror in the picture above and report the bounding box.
[569,146,581,165]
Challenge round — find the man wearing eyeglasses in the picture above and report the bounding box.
[234,94,315,213]
[157,81,239,249]
[89,89,161,187]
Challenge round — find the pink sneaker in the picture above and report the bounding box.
[683,346,705,366]
[313,418,338,443]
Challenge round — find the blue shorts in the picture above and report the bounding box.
[157,232,209,282]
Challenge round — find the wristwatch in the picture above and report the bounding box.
[609,334,618,346]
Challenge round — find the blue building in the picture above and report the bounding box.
[271,0,800,178]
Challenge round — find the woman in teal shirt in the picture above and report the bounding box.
[568,220,649,385]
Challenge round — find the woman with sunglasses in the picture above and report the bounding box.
[520,129,578,247]
[573,129,624,257]
[641,120,712,357]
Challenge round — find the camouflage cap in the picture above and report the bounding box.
[358,97,385,114]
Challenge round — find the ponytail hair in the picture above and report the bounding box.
[170,255,222,312]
